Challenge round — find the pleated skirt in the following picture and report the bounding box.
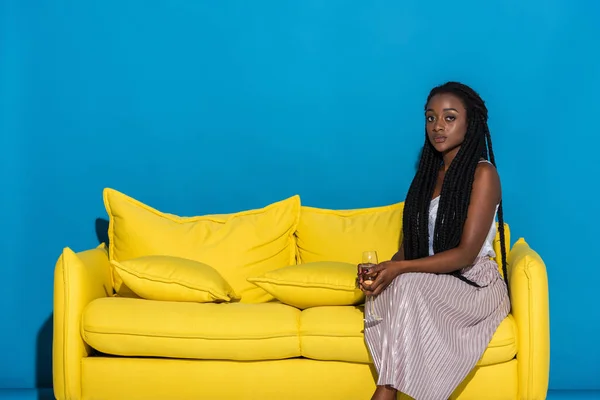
[363,257,510,400]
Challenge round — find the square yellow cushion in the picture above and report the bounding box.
[295,202,404,265]
[110,255,240,303]
[103,188,300,303]
[247,261,365,309]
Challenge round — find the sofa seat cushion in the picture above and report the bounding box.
[299,306,518,366]
[299,306,370,363]
[82,297,301,361]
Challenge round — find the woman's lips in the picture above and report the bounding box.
[434,136,446,143]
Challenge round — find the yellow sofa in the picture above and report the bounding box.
[52,189,550,400]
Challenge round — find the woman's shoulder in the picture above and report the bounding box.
[476,159,498,175]
[474,159,501,198]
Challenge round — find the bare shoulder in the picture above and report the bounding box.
[473,161,501,201]
[475,160,499,179]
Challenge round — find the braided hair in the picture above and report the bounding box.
[402,81,509,289]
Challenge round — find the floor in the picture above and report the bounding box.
[0,389,598,399]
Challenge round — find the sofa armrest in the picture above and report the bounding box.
[507,238,550,400]
[53,244,113,400]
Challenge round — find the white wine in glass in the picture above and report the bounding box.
[359,250,383,322]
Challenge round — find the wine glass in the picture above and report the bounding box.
[359,250,383,322]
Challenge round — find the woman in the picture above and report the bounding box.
[359,81,511,400]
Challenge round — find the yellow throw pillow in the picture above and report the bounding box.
[103,188,300,303]
[110,255,240,303]
[295,202,404,265]
[247,261,365,309]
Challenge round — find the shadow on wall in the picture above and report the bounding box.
[96,218,110,247]
[37,314,54,400]
[34,219,110,400]
[38,388,54,400]
[36,219,110,400]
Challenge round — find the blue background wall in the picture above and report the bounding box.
[2,0,599,394]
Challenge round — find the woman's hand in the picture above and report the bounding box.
[356,265,370,292]
[362,261,404,296]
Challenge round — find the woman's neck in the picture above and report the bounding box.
[441,146,461,171]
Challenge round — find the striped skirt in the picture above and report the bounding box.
[363,257,510,400]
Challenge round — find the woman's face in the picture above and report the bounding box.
[425,93,468,154]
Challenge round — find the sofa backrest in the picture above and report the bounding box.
[103,189,512,304]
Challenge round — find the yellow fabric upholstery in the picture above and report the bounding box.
[507,238,551,400]
[82,297,301,361]
[299,306,517,366]
[53,191,550,400]
[295,202,404,265]
[104,188,300,303]
[110,255,240,303]
[478,314,518,366]
[247,261,365,309]
[450,359,518,400]
[80,356,518,400]
[82,357,379,400]
[53,244,113,400]
[299,306,370,363]
[79,296,516,367]
[296,202,509,277]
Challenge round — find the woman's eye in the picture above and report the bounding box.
[426,116,435,122]
[445,115,456,122]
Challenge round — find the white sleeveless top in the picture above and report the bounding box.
[428,160,498,258]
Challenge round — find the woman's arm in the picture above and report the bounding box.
[391,243,405,261]
[367,163,501,294]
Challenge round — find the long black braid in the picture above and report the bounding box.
[402,82,509,289]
